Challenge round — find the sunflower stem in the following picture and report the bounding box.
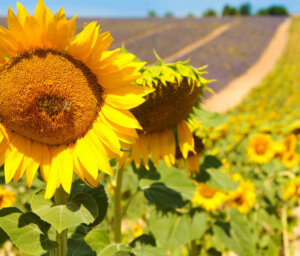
[282,205,290,256]
[55,186,69,256]
[114,166,125,243]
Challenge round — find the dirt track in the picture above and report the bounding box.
[203,18,291,113]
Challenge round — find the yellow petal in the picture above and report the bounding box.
[84,132,113,175]
[74,138,98,180]
[45,147,61,199]
[68,21,99,61]
[105,94,145,109]
[101,104,141,129]
[93,119,121,154]
[17,2,30,27]
[40,144,51,182]
[177,120,195,159]
[25,141,41,187]
[57,145,73,194]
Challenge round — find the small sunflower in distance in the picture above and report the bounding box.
[130,55,211,169]
[0,187,16,209]
[282,178,300,201]
[192,183,226,211]
[247,133,275,164]
[226,173,256,214]
[0,0,152,198]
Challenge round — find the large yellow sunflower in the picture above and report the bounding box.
[0,0,152,198]
[130,57,210,169]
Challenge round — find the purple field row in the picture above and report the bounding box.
[124,18,234,63]
[177,17,286,93]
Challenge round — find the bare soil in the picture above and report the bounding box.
[203,18,291,113]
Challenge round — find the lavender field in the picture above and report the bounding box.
[75,17,285,92]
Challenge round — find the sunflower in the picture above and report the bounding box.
[0,0,152,198]
[283,134,297,153]
[130,56,210,169]
[282,178,300,201]
[132,223,144,238]
[247,133,275,164]
[282,151,300,169]
[226,173,256,214]
[0,187,16,209]
[192,183,226,211]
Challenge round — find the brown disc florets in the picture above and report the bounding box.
[0,49,104,145]
[132,78,201,133]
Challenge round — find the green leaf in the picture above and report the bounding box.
[133,244,166,256]
[71,181,108,227]
[190,108,227,127]
[113,251,135,256]
[206,168,239,190]
[67,238,96,256]
[0,207,57,255]
[31,190,98,233]
[85,228,110,253]
[149,208,206,249]
[212,210,256,256]
[143,183,187,208]
[139,161,197,201]
[100,244,132,256]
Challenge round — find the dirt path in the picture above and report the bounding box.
[162,20,239,64]
[203,18,291,113]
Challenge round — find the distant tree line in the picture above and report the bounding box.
[147,3,288,18]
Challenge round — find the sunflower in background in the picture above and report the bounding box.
[192,182,226,211]
[247,133,275,164]
[282,178,300,201]
[0,0,152,198]
[130,56,211,169]
[0,187,15,209]
[226,173,256,214]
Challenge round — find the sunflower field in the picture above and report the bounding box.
[0,1,299,256]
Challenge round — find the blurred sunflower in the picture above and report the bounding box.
[0,187,16,209]
[282,151,300,169]
[132,223,144,238]
[247,133,275,164]
[192,183,226,211]
[130,56,210,169]
[283,134,297,152]
[282,178,300,201]
[226,173,256,214]
[0,0,151,198]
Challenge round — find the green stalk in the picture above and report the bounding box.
[55,186,69,256]
[114,166,125,243]
[282,205,290,256]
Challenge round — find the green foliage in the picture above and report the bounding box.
[240,3,251,15]
[0,207,57,255]
[213,210,256,256]
[190,108,227,128]
[186,13,195,18]
[197,155,239,190]
[203,9,217,17]
[164,11,174,18]
[135,161,197,208]
[31,190,98,233]
[222,5,239,16]
[147,10,157,18]
[149,207,206,249]
[84,229,110,253]
[256,5,288,16]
